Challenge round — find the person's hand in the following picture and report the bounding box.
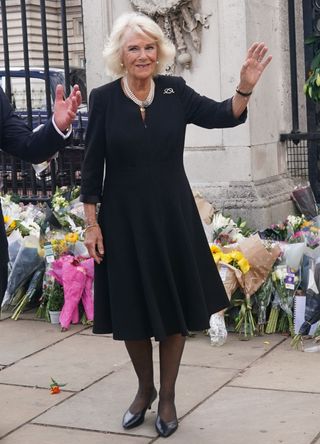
[84,225,105,264]
[238,42,272,93]
[53,84,82,133]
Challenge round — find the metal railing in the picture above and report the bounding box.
[280,131,320,201]
[0,0,86,203]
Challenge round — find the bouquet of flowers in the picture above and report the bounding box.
[291,185,318,219]
[48,255,94,330]
[291,259,320,348]
[49,186,85,231]
[1,195,43,238]
[266,265,300,336]
[210,243,255,338]
[252,275,273,335]
[211,213,245,246]
[1,234,44,311]
[11,265,45,320]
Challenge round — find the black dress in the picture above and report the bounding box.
[80,75,247,341]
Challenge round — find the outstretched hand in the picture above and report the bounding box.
[238,42,272,92]
[53,84,82,133]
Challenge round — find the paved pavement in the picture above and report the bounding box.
[1,310,320,444]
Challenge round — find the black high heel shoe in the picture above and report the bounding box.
[155,414,178,438]
[122,388,157,429]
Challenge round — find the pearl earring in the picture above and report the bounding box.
[156,60,159,64]
[120,62,124,67]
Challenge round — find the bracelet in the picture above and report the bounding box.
[84,223,99,233]
[236,87,252,97]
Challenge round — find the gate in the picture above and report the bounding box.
[282,0,320,202]
[0,0,86,202]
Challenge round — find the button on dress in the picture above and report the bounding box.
[80,75,247,341]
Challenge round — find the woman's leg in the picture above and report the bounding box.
[158,333,186,422]
[124,338,156,414]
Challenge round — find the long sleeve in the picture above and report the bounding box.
[175,77,247,129]
[80,88,106,204]
[0,87,69,164]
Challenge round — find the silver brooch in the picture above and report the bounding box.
[163,88,175,94]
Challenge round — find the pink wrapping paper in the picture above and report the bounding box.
[49,255,94,329]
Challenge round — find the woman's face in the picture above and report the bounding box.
[121,30,158,82]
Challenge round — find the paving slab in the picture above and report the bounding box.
[165,386,320,444]
[1,424,151,444]
[33,360,237,437]
[230,338,320,393]
[0,318,84,366]
[79,329,112,337]
[0,334,130,391]
[0,385,71,439]
[180,332,284,369]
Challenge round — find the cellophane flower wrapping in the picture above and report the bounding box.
[210,213,245,246]
[291,185,318,220]
[208,313,227,346]
[1,234,44,311]
[252,275,273,334]
[272,264,300,335]
[49,255,93,329]
[299,260,320,335]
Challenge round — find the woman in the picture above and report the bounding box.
[80,12,271,438]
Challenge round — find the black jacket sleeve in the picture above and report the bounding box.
[175,77,247,129]
[0,87,69,164]
[80,88,106,204]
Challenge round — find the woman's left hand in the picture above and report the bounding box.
[238,42,272,93]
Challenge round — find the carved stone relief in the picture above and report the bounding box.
[130,0,211,71]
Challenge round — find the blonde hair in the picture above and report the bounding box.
[103,12,176,78]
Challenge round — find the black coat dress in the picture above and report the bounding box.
[0,87,69,303]
[80,75,247,341]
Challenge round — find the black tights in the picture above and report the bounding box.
[124,333,186,422]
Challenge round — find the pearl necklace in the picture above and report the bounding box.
[123,76,155,113]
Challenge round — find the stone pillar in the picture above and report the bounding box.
[183,0,306,229]
[82,0,306,229]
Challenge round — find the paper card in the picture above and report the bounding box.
[284,268,295,290]
[44,242,55,264]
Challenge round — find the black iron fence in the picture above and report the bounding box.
[0,0,86,202]
[280,133,309,179]
[280,1,320,201]
[280,131,320,202]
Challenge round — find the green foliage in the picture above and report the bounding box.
[47,281,64,312]
[304,35,320,102]
[235,217,253,237]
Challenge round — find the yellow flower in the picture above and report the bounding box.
[230,250,243,261]
[9,220,16,229]
[3,215,11,224]
[238,257,250,274]
[220,253,232,264]
[65,232,78,243]
[213,252,221,263]
[210,244,221,254]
